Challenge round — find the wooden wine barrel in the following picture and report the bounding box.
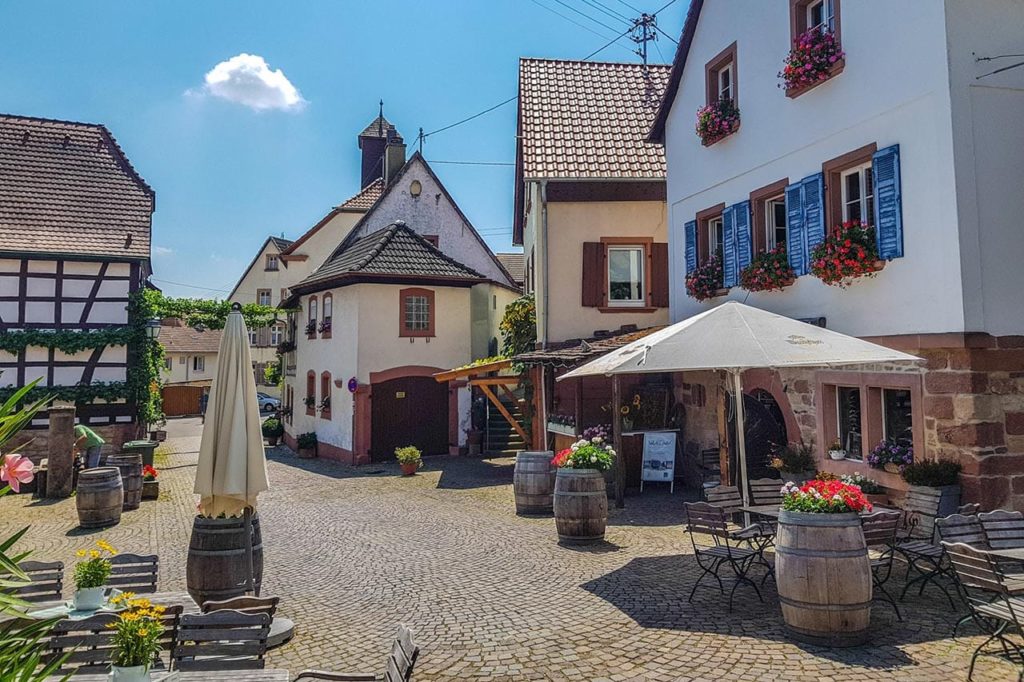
[553,468,608,544]
[75,467,123,528]
[186,514,264,606]
[106,453,143,511]
[513,451,555,515]
[776,510,872,647]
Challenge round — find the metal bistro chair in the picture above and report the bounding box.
[862,510,903,620]
[705,484,775,580]
[108,553,159,594]
[683,502,762,610]
[697,447,722,491]
[979,510,1024,551]
[942,541,1024,681]
[172,609,271,671]
[895,488,957,607]
[936,513,996,637]
[202,595,280,619]
[14,560,63,602]
[292,625,419,682]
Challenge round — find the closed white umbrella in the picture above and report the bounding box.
[560,301,921,505]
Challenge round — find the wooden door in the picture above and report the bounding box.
[371,376,448,461]
[162,385,204,417]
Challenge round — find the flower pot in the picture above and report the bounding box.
[400,462,419,476]
[553,468,607,544]
[141,480,159,500]
[72,586,106,611]
[776,510,871,647]
[266,436,279,446]
[111,665,151,682]
[297,446,316,459]
[883,463,901,474]
[828,449,847,461]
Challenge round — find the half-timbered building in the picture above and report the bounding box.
[0,114,153,452]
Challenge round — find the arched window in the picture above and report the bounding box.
[306,296,318,338]
[321,293,333,338]
[306,371,316,415]
[320,371,332,419]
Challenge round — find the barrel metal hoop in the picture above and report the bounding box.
[775,546,867,558]
[778,595,872,610]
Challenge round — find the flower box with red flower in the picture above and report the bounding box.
[142,465,160,500]
[740,244,797,293]
[809,220,884,287]
[780,28,845,98]
[696,98,740,146]
[685,255,727,301]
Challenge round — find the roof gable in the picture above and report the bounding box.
[647,0,705,144]
[227,234,292,302]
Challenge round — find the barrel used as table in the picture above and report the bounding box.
[553,468,608,544]
[775,510,872,647]
[513,451,555,515]
[186,514,264,606]
[106,453,143,511]
[75,467,123,528]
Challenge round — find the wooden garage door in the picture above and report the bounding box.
[371,376,448,462]
[162,385,204,417]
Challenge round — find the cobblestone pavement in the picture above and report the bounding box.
[1,417,1017,681]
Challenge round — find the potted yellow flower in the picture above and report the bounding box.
[108,592,166,681]
[72,540,116,610]
[395,445,422,476]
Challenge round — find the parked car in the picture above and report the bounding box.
[257,393,281,413]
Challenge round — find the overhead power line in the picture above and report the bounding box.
[526,0,624,44]
[550,0,625,34]
[152,278,232,294]
[427,159,515,167]
[580,0,631,24]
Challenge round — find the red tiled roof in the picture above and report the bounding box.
[496,252,524,284]
[513,325,664,368]
[0,114,154,260]
[159,324,223,354]
[517,59,671,180]
[338,178,384,212]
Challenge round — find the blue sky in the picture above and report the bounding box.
[0,1,686,299]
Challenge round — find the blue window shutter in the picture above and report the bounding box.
[802,173,826,268]
[733,200,752,273]
[722,205,737,288]
[684,220,698,274]
[873,144,903,259]
[785,182,806,276]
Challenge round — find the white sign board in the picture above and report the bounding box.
[641,431,676,493]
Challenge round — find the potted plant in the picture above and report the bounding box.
[546,413,576,437]
[551,437,615,544]
[296,432,317,459]
[841,472,888,507]
[901,460,963,517]
[304,320,317,337]
[827,438,847,460]
[777,479,873,645]
[304,396,316,409]
[141,465,159,500]
[740,244,797,293]
[72,540,116,610]
[262,418,284,446]
[685,254,726,301]
[768,441,817,484]
[779,27,845,96]
[108,593,167,681]
[867,440,913,474]
[148,418,167,443]
[395,446,422,476]
[695,98,740,145]
[809,220,884,287]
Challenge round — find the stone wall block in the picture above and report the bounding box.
[925,371,988,395]
[1006,412,1024,436]
[954,394,1003,422]
[938,422,1005,448]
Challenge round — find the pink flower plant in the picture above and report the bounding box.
[779,28,845,91]
[0,453,34,493]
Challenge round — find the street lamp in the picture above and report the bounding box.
[145,318,162,340]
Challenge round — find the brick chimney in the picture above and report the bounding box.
[384,140,407,186]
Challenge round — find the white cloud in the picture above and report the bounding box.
[153,246,174,256]
[192,53,306,111]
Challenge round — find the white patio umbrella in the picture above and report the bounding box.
[194,303,269,591]
[559,301,921,505]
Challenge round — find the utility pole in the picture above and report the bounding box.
[630,13,658,66]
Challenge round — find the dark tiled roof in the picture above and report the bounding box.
[496,252,525,284]
[0,114,154,259]
[297,221,484,291]
[517,59,670,180]
[338,178,384,212]
[359,115,403,141]
[269,236,293,251]
[159,324,223,354]
[514,326,663,368]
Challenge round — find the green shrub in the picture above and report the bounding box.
[901,460,962,487]
[261,418,284,438]
[297,432,317,449]
[395,446,422,465]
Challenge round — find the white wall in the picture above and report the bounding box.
[664,1,970,338]
[161,351,218,385]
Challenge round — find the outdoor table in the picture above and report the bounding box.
[0,590,200,625]
[47,671,289,681]
[987,546,1024,562]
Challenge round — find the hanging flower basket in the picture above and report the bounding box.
[780,28,845,96]
[695,98,740,146]
[809,221,884,287]
[740,245,797,292]
[685,255,726,301]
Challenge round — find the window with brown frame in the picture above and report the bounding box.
[705,42,738,108]
[695,204,726,264]
[822,143,877,231]
[788,0,844,97]
[320,293,333,338]
[581,239,668,311]
[320,371,332,419]
[265,254,279,271]
[399,288,435,338]
[750,179,790,254]
[306,296,318,338]
[306,371,316,416]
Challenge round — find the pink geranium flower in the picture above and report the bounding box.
[0,453,34,493]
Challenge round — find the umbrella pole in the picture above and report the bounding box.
[243,506,257,596]
[732,370,751,509]
[612,374,625,509]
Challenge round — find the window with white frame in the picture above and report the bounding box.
[309,298,317,325]
[607,246,645,306]
[248,328,257,346]
[193,356,205,372]
[841,163,874,224]
[807,0,835,32]
[708,217,725,258]
[257,289,272,306]
[322,294,332,322]
[765,196,787,250]
[178,355,186,365]
[265,254,279,271]
[270,324,283,346]
[717,62,734,102]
